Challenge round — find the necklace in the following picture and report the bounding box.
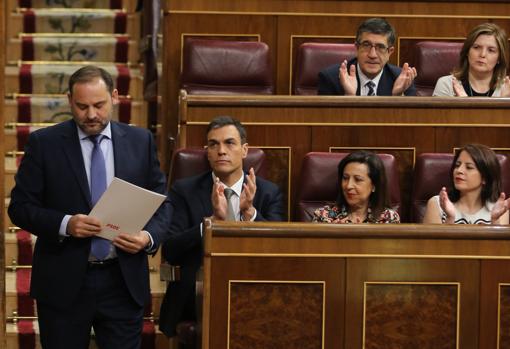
[468,84,491,97]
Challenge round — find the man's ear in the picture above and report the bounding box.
[67,92,72,104]
[388,46,395,56]
[242,143,249,159]
[111,88,119,105]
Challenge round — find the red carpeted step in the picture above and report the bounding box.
[6,63,142,97]
[17,320,36,349]
[19,35,130,63]
[7,11,140,40]
[21,9,127,34]
[17,0,125,9]
[18,63,131,95]
[7,0,140,16]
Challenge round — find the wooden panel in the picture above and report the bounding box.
[365,283,458,349]
[208,257,345,349]
[346,258,478,349]
[500,285,510,349]
[479,260,510,349]
[229,282,323,349]
[255,147,291,220]
[435,128,510,153]
[203,222,510,349]
[165,1,510,15]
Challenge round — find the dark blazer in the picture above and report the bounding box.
[317,58,417,96]
[159,171,284,336]
[8,119,170,309]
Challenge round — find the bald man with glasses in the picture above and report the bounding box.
[318,17,417,96]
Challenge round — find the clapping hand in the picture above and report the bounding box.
[491,192,510,224]
[500,76,510,97]
[338,60,358,96]
[240,168,257,220]
[452,77,468,97]
[439,187,456,224]
[392,62,417,96]
[211,177,228,221]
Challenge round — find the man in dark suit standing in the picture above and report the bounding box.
[8,65,169,349]
[318,18,417,96]
[159,116,284,338]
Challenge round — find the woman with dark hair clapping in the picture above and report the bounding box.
[423,144,510,224]
[313,150,399,224]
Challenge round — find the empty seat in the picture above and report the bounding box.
[293,42,356,95]
[295,152,401,222]
[181,38,274,95]
[413,41,463,96]
[168,147,268,187]
[410,152,510,223]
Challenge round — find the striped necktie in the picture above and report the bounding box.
[366,81,376,96]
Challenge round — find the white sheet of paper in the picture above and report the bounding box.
[89,177,166,240]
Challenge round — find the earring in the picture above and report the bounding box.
[372,188,375,192]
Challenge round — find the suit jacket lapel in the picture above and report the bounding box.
[60,120,91,206]
[378,66,393,95]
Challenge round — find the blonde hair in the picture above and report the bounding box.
[453,23,509,91]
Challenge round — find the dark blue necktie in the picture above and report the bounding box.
[89,134,110,260]
[366,81,376,96]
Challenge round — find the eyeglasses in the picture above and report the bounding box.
[356,41,390,54]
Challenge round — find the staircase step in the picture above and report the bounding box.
[7,9,140,39]
[5,63,143,98]
[4,231,35,269]
[6,321,44,349]
[4,95,146,126]
[5,166,16,198]
[7,35,139,63]
[4,126,45,153]
[7,0,138,13]
[5,198,13,231]
[4,155,18,199]
[6,320,170,349]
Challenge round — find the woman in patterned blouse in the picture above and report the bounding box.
[313,150,400,224]
[423,144,510,224]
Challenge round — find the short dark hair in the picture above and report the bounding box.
[336,150,390,217]
[448,144,502,204]
[356,18,396,47]
[68,65,115,96]
[206,116,247,144]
